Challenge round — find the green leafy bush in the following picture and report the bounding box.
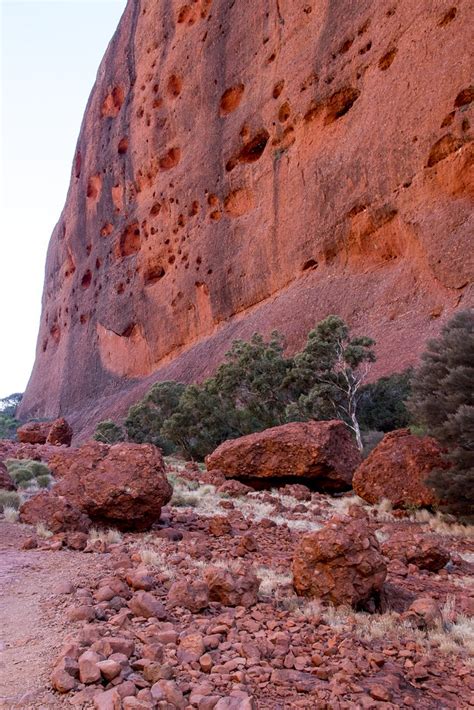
[0,414,19,440]
[358,370,412,433]
[94,420,125,444]
[125,381,186,453]
[410,310,474,522]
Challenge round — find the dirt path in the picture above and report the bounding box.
[0,522,100,709]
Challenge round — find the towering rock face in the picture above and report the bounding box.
[20,0,473,434]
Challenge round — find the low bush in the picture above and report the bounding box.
[5,459,52,488]
[0,489,21,510]
[94,420,125,444]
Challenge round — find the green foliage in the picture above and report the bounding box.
[0,392,23,417]
[361,430,385,458]
[0,489,21,510]
[410,310,474,522]
[125,381,186,453]
[286,315,376,449]
[0,414,19,440]
[213,332,294,432]
[161,380,242,460]
[124,317,414,460]
[94,420,125,444]
[358,370,412,433]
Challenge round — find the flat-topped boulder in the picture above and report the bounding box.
[206,420,360,492]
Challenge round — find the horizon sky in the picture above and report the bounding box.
[0,0,126,401]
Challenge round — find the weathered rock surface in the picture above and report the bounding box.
[0,461,16,491]
[19,0,473,439]
[19,492,92,533]
[353,429,447,508]
[292,512,387,607]
[17,421,52,445]
[17,418,72,446]
[382,532,450,571]
[46,417,73,446]
[54,442,173,530]
[206,420,360,492]
[204,564,259,608]
[20,442,172,531]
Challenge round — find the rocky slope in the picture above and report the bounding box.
[20,0,473,434]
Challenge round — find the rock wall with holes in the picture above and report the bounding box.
[20,0,474,436]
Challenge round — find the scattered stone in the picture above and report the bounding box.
[292,511,387,606]
[128,591,167,619]
[17,421,52,445]
[204,564,259,607]
[217,480,253,497]
[168,578,210,612]
[208,516,232,536]
[382,533,450,572]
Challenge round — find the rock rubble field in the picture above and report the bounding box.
[0,425,473,709]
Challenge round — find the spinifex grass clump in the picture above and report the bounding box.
[5,459,53,490]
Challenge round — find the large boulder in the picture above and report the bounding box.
[0,461,16,491]
[17,418,73,447]
[17,421,52,445]
[206,421,360,492]
[54,441,172,530]
[46,418,73,446]
[19,492,91,533]
[292,511,387,607]
[353,429,446,508]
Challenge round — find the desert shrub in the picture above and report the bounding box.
[36,474,52,488]
[94,420,125,444]
[0,414,19,440]
[410,310,474,522]
[3,506,19,522]
[10,467,35,484]
[0,489,21,510]
[213,332,294,432]
[358,370,412,432]
[125,381,186,453]
[27,461,50,478]
[128,318,406,459]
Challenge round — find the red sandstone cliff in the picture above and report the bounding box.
[19,0,473,437]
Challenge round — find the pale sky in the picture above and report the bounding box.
[0,0,126,400]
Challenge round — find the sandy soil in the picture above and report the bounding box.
[0,522,101,709]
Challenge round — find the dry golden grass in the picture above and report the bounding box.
[36,522,53,539]
[256,566,292,598]
[3,506,19,523]
[88,527,122,544]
